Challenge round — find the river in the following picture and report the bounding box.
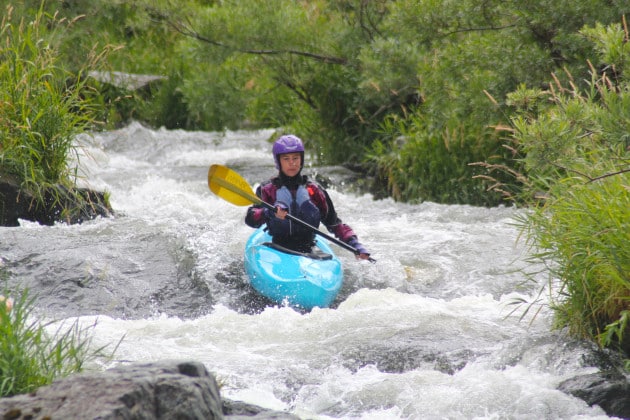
[0,122,615,419]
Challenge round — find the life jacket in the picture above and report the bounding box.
[268,184,321,252]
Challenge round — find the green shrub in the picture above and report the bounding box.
[368,112,513,206]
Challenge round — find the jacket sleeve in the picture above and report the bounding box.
[245,184,269,228]
[245,206,266,228]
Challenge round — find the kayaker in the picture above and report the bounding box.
[245,134,371,260]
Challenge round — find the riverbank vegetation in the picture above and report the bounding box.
[506,23,630,355]
[2,1,628,357]
[0,286,109,397]
[0,4,112,222]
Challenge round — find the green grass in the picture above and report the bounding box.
[0,289,114,397]
[530,178,629,345]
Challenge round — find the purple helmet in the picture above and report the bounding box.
[272,134,305,169]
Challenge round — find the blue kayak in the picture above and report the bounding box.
[244,226,343,310]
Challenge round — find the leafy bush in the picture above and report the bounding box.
[369,112,511,205]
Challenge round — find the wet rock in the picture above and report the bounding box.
[558,370,630,419]
[88,70,165,93]
[0,178,112,227]
[0,360,223,419]
[1,229,214,320]
[223,399,301,419]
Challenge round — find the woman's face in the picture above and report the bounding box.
[279,152,302,177]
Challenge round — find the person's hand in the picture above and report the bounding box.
[348,237,370,260]
[275,206,288,220]
[274,202,289,220]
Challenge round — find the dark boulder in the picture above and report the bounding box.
[559,370,630,419]
[0,177,112,227]
[0,360,223,419]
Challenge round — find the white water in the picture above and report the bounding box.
[2,122,615,419]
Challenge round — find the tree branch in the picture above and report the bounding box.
[544,158,630,184]
[156,10,348,65]
[586,168,630,183]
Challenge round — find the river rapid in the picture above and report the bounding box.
[0,122,617,419]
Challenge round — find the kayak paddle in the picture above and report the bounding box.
[208,164,375,262]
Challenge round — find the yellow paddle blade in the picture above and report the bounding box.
[207,164,262,207]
